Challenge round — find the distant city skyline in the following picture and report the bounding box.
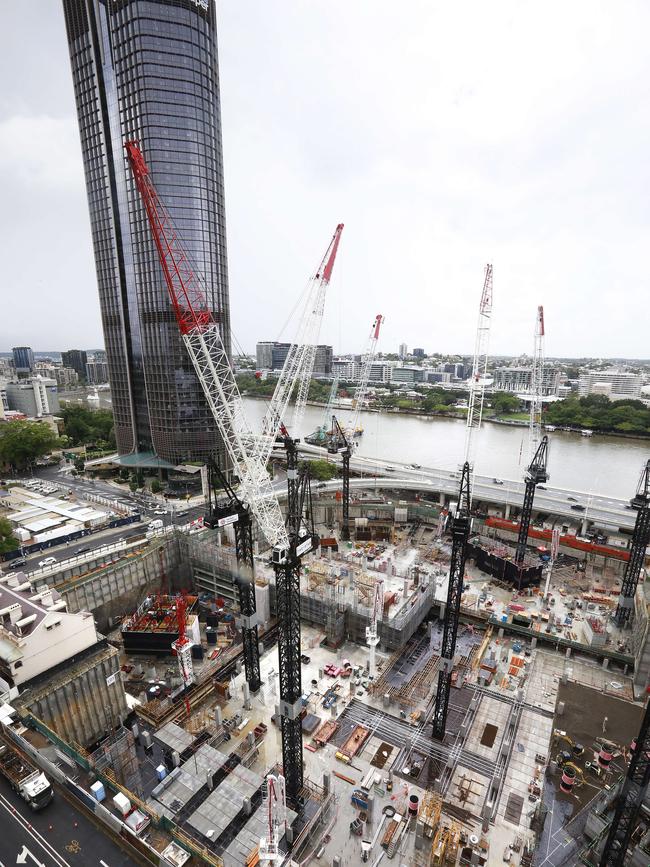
[2,4,650,358]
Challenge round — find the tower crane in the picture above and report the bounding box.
[307,375,340,445]
[274,428,319,804]
[614,459,650,627]
[328,415,351,541]
[171,593,193,718]
[432,462,472,740]
[599,691,650,866]
[528,305,545,461]
[514,436,549,573]
[260,225,343,447]
[258,773,287,865]
[205,460,261,692]
[464,264,493,467]
[365,577,384,678]
[346,314,384,438]
[125,141,320,807]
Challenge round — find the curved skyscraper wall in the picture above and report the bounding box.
[62,0,230,466]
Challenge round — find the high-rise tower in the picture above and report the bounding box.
[62,0,230,466]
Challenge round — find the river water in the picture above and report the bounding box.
[59,389,650,500]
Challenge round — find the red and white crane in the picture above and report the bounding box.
[125,141,289,552]
[171,594,193,718]
[529,305,545,462]
[365,578,384,678]
[463,265,493,468]
[258,226,343,451]
[258,773,287,865]
[347,313,384,438]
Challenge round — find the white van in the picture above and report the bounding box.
[148,519,163,530]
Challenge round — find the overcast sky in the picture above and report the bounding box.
[1,2,649,358]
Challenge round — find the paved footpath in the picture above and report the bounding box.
[0,777,141,867]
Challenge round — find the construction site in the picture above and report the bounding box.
[2,154,650,867]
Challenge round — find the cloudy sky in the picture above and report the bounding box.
[1,1,649,358]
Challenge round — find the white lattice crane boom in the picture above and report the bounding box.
[365,577,384,677]
[348,313,384,437]
[125,141,288,551]
[258,226,343,451]
[464,264,493,468]
[529,305,545,461]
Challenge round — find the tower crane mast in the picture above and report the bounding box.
[514,436,549,571]
[599,692,650,866]
[432,462,472,740]
[464,264,493,467]
[614,460,650,626]
[205,460,261,692]
[328,415,351,541]
[529,305,545,461]
[347,314,383,438]
[274,429,319,805]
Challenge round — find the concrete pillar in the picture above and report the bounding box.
[403,578,409,598]
[602,657,609,670]
[504,503,511,519]
[557,701,565,716]
[498,627,504,639]
[246,731,255,749]
[243,682,251,710]
[581,518,588,535]
[439,492,445,506]
[323,772,331,794]
[531,637,537,650]
[565,647,572,659]
[285,825,294,846]
[214,705,222,726]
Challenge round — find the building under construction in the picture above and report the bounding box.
[121,594,200,656]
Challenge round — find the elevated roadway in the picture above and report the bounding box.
[274,443,637,532]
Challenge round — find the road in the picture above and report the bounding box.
[0,776,140,866]
[4,466,205,573]
[282,443,638,532]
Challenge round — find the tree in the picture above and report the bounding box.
[74,457,85,472]
[151,478,162,494]
[0,517,19,554]
[129,480,138,492]
[61,406,115,448]
[0,421,58,471]
[301,459,339,481]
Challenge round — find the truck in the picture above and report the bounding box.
[0,737,54,810]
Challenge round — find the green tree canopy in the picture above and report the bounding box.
[0,517,19,554]
[61,406,115,448]
[301,459,339,481]
[0,421,58,470]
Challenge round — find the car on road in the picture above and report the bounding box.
[385,466,396,472]
[567,496,577,502]
[316,482,327,489]
[493,478,504,485]
[38,556,57,568]
[76,546,91,554]
[9,558,26,569]
[153,508,167,515]
[410,463,422,469]
[570,504,585,511]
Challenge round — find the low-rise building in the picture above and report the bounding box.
[5,377,59,417]
[578,370,643,401]
[493,365,561,396]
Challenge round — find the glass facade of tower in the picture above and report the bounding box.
[62,0,230,466]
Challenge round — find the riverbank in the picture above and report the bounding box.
[243,393,650,444]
